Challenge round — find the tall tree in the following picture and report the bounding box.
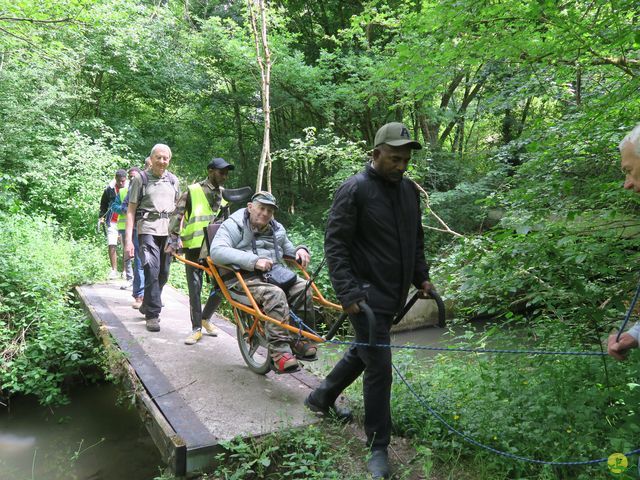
[248,0,272,192]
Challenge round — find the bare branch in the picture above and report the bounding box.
[410,178,463,238]
[0,16,74,24]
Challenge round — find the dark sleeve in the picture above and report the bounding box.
[99,188,110,217]
[169,190,189,237]
[411,185,430,287]
[324,178,367,308]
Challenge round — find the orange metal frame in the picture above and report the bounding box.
[173,254,343,345]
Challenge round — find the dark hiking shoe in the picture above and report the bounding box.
[139,304,147,316]
[367,448,390,479]
[291,340,318,361]
[146,317,160,332]
[304,393,353,424]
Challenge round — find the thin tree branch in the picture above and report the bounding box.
[0,26,55,62]
[0,16,74,24]
[410,179,463,238]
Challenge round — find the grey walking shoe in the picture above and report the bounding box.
[146,317,160,332]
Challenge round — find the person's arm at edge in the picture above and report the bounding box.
[608,323,640,360]
[99,187,109,219]
[124,201,137,259]
[167,190,189,252]
[124,176,141,259]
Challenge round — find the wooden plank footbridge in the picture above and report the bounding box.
[76,281,324,476]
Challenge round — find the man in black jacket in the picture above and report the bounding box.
[305,122,434,479]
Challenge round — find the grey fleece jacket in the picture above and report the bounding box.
[209,207,306,271]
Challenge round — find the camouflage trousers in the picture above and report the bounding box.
[240,276,315,354]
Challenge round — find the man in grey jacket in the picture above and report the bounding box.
[209,191,316,373]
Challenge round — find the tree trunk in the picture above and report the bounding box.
[574,66,582,106]
[248,0,272,192]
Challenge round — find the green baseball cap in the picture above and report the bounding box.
[251,190,278,209]
[374,122,422,150]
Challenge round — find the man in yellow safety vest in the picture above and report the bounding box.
[168,157,233,345]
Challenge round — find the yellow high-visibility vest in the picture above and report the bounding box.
[180,184,227,249]
[116,187,128,230]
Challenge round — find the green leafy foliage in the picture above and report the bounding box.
[0,211,104,404]
[273,126,367,224]
[390,331,640,479]
[213,424,364,479]
[2,0,640,476]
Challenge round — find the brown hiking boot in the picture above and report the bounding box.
[146,317,160,332]
[291,340,317,360]
[132,297,143,309]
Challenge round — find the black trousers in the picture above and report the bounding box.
[139,234,172,319]
[184,248,222,329]
[311,311,393,449]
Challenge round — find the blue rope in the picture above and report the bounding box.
[326,338,607,356]
[392,363,640,465]
[293,317,607,356]
[289,313,639,465]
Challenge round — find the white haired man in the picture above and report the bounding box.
[209,191,316,373]
[608,124,640,359]
[124,144,180,332]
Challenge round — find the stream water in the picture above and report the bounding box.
[0,383,162,480]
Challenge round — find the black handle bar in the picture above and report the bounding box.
[393,290,446,328]
[324,291,445,345]
[358,301,377,347]
[323,301,377,347]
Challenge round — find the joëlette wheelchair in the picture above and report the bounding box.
[174,187,446,375]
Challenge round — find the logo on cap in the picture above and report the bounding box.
[400,127,410,139]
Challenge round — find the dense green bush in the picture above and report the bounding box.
[273,126,367,226]
[390,327,640,479]
[0,211,105,405]
[437,211,640,336]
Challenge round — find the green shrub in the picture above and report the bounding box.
[0,211,104,405]
[213,424,365,479]
[390,328,640,480]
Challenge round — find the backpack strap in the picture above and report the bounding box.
[137,170,179,204]
[135,170,179,220]
[137,170,148,205]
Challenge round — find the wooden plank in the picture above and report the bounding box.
[75,286,188,474]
